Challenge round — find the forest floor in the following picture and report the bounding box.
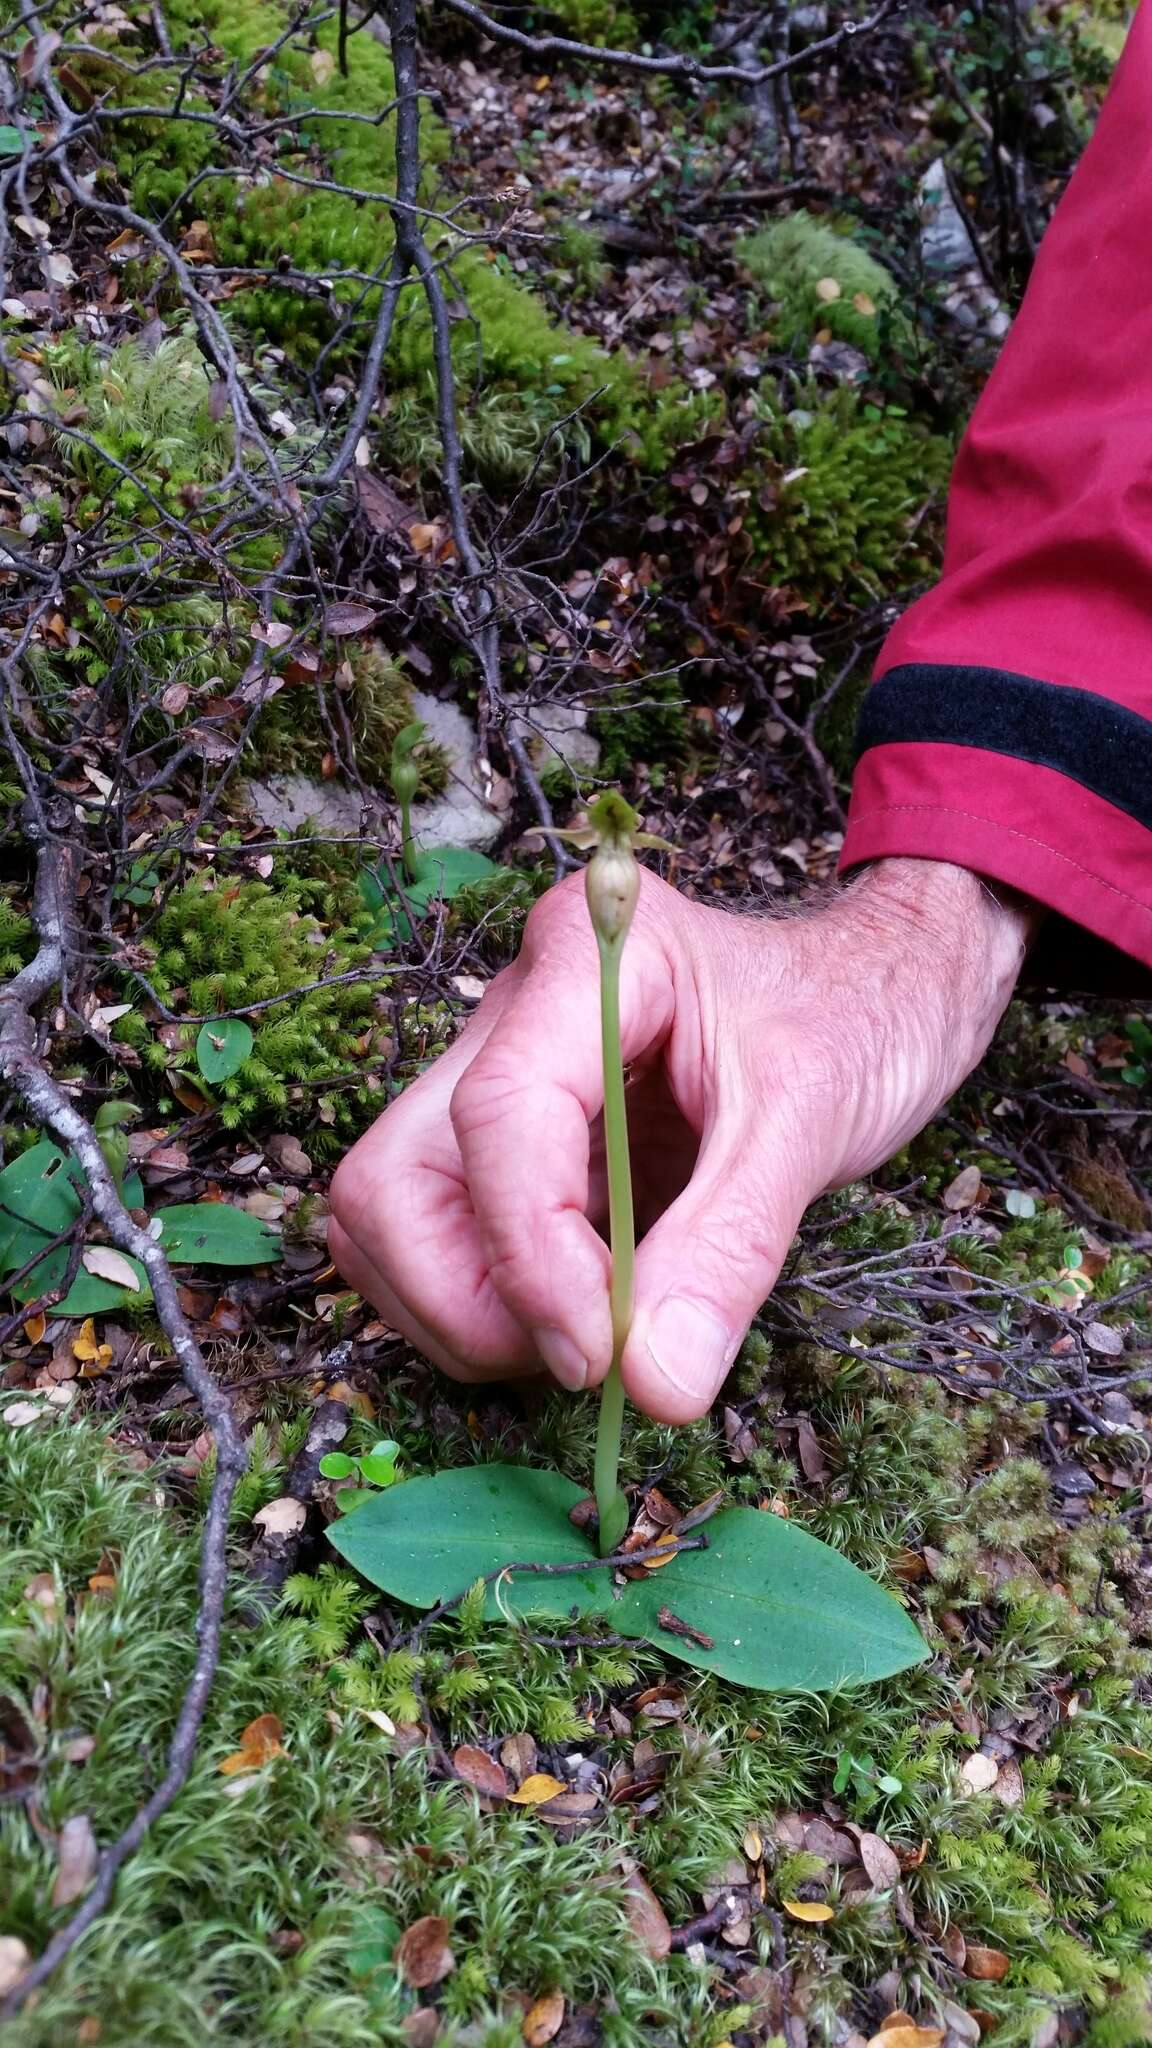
[2,3,1151,2046]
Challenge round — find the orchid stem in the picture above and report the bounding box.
[400,791,419,883]
[594,932,633,1555]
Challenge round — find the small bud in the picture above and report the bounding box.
[585,839,639,948]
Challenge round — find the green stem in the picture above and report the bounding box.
[594,933,634,1555]
[400,790,419,883]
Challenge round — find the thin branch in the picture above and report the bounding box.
[434,0,902,86]
[0,806,248,2021]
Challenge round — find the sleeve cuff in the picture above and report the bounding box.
[840,665,1152,986]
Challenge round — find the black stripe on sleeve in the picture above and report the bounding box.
[855,663,1152,833]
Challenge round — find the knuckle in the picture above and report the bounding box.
[521,874,588,959]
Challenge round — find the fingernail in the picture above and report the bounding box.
[533,1327,588,1392]
[645,1296,737,1403]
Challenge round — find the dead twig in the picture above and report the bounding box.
[0,802,247,2020]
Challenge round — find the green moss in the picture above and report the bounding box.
[588,673,691,781]
[0,1415,699,2048]
[250,648,449,790]
[747,384,952,605]
[739,212,909,362]
[113,873,382,1136]
[85,0,716,479]
[0,887,34,975]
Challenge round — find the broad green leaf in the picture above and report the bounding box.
[0,1140,142,1254]
[319,1451,356,1479]
[195,1017,253,1084]
[611,1506,928,1689]
[0,126,27,157]
[328,1468,928,1691]
[151,1201,282,1266]
[403,846,498,910]
[357,1453,400,1488]
[9,1242,150,1316]
[328,1466,597,1602]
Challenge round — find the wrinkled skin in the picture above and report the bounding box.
[330,857,1035,1423]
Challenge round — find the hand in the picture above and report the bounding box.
[329,857,1035,1423]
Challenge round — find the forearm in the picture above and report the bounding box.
[841,4,1152,978]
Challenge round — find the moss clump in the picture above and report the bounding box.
[0,1414,698,2048]
[114,874,382,1136]
[588,673,691,781]
[0,887,34,974]
[250,648,449,791]
[739,212,908,362]
[748,385,952,604]
[85,0,717,478]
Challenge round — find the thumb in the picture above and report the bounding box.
[621,1128,809,1424]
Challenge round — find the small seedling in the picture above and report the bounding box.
[356,723,499,949]
[833,1749,904,1813]
[320,1439,402,1512]
[328,795,929,1691]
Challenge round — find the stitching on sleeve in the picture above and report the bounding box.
[845,801,1152,925]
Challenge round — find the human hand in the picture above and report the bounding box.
[329,857,1035,1422]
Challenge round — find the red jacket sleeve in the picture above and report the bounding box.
[839,2,1152,978]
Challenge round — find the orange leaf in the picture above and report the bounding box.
[522,1991,565,2045]
[218,1713,286,1775]
[22,1312,46,1345]
[866,2026,944,2048]
[639,1532,679,1571]
[964,1945,1010,1982]
[507,1772,567,1806]
[783,1899,834,1923]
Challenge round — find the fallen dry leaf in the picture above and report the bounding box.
[22,1571,58,1623]
[395,1915,455,1989]
[960,1752,999,1795]
[218,1713,286,1775]
[252,1497,308,1539]
[782,1899,835,1924]
[453,1744,508,1800]
[22,1311,46,1345]
[82,1246,142,1292]
[942,1164,984,1212]
[993,1757,1025,1807]
[500,1731,537,1784]
[743,1827,763,1862]
[51,1813,98,1906]
[522,1990,565,2045]
[638,1531,679,1571]
[324,600,376,637]
[865,2023,944,2048]
[858,1832,902,1890]
[402,2010,441,2048]
[72,1317,113,1375]
[310,45,335,83]
[0,1937,30,1998]
[964,1944,1010,1982]
[507,1772,567,1806]
[3,1400,43,1428]
[622,1870,671,1960]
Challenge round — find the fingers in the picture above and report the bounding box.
[328,972,541,1381]
[621,1113,810,1424]
[449,877,676,1390]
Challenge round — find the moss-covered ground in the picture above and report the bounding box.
[1,0,1149,2042]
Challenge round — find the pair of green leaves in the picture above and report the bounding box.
[357,846,498,950]
[320,1438,401,1512]
[327,1465,928,1692]
[0,1139,282,1315]
[195,1016,254,1085]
